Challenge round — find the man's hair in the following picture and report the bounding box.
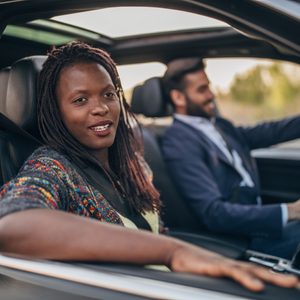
[163,57,205,95]
[38,41,160,213]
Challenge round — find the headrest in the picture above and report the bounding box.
[5,56,46,134]
[131,77,173,118]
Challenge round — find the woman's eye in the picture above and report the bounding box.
[105,91,118,99]
[73,97,87,104]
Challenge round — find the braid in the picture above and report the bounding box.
[38,41,160,213]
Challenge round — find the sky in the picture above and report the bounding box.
[53,7,270,91]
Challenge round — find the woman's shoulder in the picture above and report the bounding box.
[21,146,74,174]
[11,146,86,192]
[29,145,67,159]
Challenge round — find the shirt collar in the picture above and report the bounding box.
[174,113,215,125]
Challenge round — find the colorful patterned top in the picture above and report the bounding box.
[0,146,159,233]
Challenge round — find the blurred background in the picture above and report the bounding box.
[118,58,300,126]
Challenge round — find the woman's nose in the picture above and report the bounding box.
[91,101,109,116]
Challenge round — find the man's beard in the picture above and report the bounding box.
[185,94,216,119]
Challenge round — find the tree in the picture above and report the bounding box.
[228,62,300,111]
[229,65,268,105]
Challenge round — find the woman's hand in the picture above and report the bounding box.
[169,243,299,292]
[1,209,298,292]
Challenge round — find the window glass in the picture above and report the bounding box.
[206,58,300,149]
[123,58,300,147]
[3,24,74,45]
[205,58,300,126]
[53,7,228,38]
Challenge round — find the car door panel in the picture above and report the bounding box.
[253,148,300,204]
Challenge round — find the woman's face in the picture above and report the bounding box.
[56,61,121,159]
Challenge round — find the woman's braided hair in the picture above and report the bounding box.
[38,41,160,213]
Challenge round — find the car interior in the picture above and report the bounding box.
[129,72,300,273]
[1,11,300,253]
[1,45,300,273]
[0,1,300,299]
[0,53,250,257]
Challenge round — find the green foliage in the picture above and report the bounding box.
[267,63,299,109]
[230,65,268,105]
[228,62,300,112]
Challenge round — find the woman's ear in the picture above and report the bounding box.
[170,89,186,109]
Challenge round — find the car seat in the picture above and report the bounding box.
[131,77,250,258]
[0,56,44,185]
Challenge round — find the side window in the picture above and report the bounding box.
[118,58,300,149]
[117,62,172,126]
[117,62,166,101]
[206,58,300,149]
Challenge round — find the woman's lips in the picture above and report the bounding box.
[89,122,112,137]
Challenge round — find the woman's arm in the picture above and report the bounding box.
[0,209,298,292]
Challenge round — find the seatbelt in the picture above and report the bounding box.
[0,112,42,145]
[77,162,152,231]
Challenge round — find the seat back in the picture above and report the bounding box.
[0,56,45,185]
[142,126,204,231]
[131,77,173,118]
[132,77,205,231]
[5,56,45,137]
[131,77,249,257]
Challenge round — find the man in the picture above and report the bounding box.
[161,57,300,259]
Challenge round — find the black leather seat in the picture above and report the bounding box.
[131,77,250,258]
[0,56,45,185]
[5,56,45,137]
[132,78,201,230]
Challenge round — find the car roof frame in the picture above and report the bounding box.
[0,0,299,55]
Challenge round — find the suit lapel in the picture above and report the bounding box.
[174,118,259,186]
[198,129,235,167]
[215,119,259,186]
[174,119,235,168]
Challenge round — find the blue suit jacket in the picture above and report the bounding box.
[162,116,300,238]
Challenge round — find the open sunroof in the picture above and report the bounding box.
[52,7,228,39]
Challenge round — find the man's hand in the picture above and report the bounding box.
[287,199,300,221]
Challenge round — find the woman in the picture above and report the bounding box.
[0,42,297,292]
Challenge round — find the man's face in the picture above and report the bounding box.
[181,69,217,118]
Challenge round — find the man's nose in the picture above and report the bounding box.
[207,88,215,99]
